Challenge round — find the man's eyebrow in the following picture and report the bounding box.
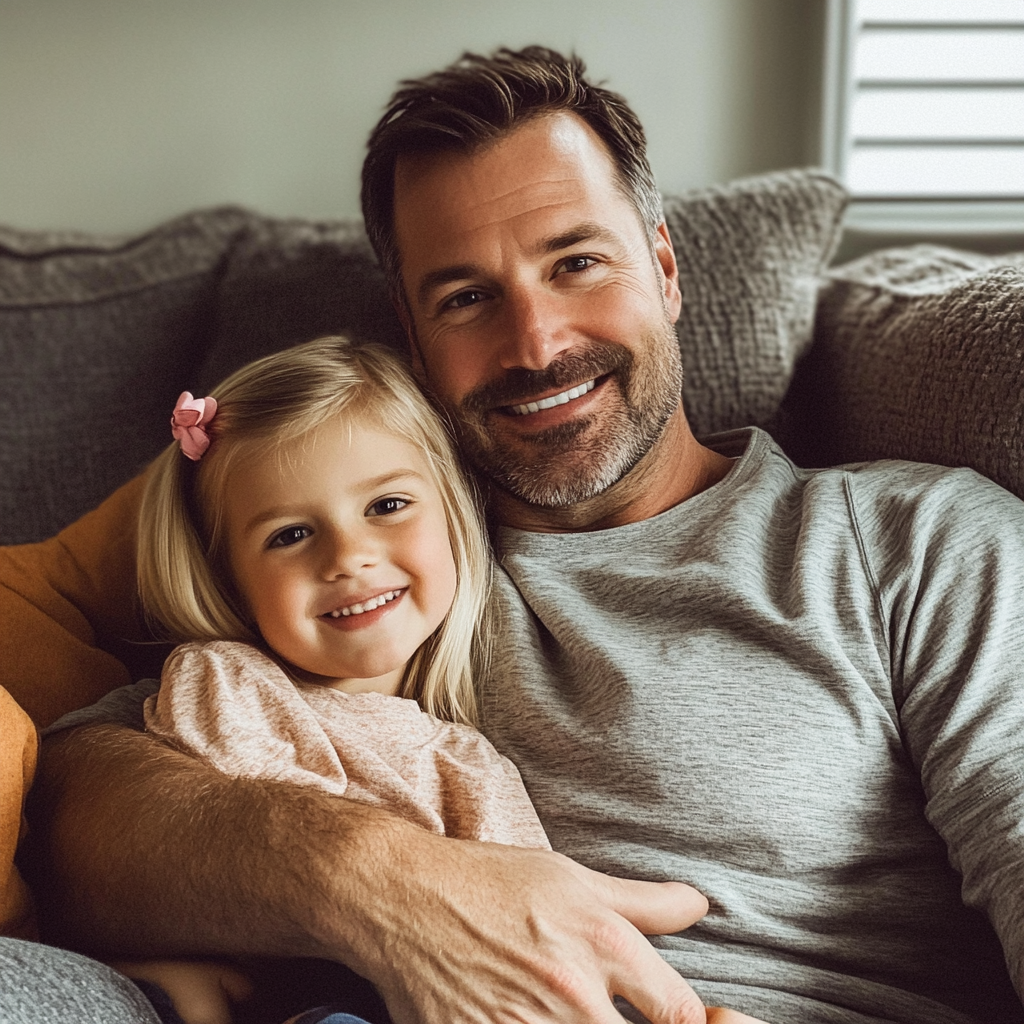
[417,265,479,307]
[538,222,619,254]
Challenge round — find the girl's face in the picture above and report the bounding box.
[222,414,458,695]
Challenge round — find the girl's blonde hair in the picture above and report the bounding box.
[138,336,490,725]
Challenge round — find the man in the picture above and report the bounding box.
[20,46,1024,1024]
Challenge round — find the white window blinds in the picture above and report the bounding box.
[827,0,1024,202]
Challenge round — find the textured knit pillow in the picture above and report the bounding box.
[787,245,1024,498]
[664,168,848,438]
[196,216,406,392]
[0,208,252,544]
[198,170,848,434]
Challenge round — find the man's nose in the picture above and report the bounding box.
[497,286,573,371]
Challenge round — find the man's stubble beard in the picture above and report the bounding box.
[444,316,684,509]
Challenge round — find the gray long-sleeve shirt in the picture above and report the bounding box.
[481,427,1024,1024]
[67,426,1024,1022]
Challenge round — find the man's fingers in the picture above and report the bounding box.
[607,934,707,1024]
[357,839,713,1024]
[576,865,709,936]
[569,864,710,1023]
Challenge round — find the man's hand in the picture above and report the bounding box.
[333,827,709,1024]
[32,723,712,1024]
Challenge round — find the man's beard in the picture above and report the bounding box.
[444,317,684,508]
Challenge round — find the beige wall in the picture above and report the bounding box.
[0,0,825,233]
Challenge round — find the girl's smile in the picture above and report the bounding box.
[323,586,404,617]
[222,415,458,695]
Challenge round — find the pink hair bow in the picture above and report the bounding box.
[171,391,218,461]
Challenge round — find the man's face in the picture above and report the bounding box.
[392,112,684,510]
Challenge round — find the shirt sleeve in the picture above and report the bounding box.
[143,641,351,796]
[852,465,1024,1000]
[41,678,157,737]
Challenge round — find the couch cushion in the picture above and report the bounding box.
[786,245,1024,498]
[0,169,847,546]
[0,208,251,544]
[196,216,406,392]
[200,169,848,435]
[664,169,848,438]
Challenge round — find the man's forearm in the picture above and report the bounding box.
[28,723,713,1024]
[28,723,399,961]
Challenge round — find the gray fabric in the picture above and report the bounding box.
[0,208,251,545]
[0,936,160,1023]
[783,244,1024,488]
[196,216,406,392]
[665,169,847,439]
[42,678,156,737]
[481,427,1024,1024]
[0,169,845,545]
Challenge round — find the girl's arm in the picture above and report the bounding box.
[108,960,252,1024]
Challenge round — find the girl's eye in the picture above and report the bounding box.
[269,525,312,548]
[367,497,408,518]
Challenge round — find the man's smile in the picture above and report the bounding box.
[507,377,597,416]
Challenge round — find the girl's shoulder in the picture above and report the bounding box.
[163,640,284,684]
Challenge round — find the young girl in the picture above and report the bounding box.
[121,335,553,1024]
[119,335,754,1024]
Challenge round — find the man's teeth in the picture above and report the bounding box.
[328,590,400,618]
[510,379,596,416]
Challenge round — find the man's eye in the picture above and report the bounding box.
[367,497,408,518]
[445,289,486,310]
[557,256,596,275]
[269,526,312,547]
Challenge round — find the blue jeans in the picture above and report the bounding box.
[290,1012,375,1024]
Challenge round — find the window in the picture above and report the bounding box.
[823,0,1024,232]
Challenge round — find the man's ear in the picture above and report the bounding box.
[654,221,682,323]
[394,296,427,381]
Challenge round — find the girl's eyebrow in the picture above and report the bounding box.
[362,468,428,490]
[241,468,429,536]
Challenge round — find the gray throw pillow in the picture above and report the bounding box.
[0,208,252,544]
[0,168,848,545]
[665,168,848,438]
[196,216,406,392]
[788,244,1024,498]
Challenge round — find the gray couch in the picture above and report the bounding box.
[2,167,1022,550]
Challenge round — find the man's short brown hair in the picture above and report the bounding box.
[361,45,663,303]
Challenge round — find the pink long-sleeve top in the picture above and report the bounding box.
[143,640,550,849]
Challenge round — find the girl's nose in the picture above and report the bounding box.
[320,526,379,578]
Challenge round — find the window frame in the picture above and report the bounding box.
[822,0,1024,238]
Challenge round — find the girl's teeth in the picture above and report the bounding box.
[511,378,596,416]
[329,590,399,618]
